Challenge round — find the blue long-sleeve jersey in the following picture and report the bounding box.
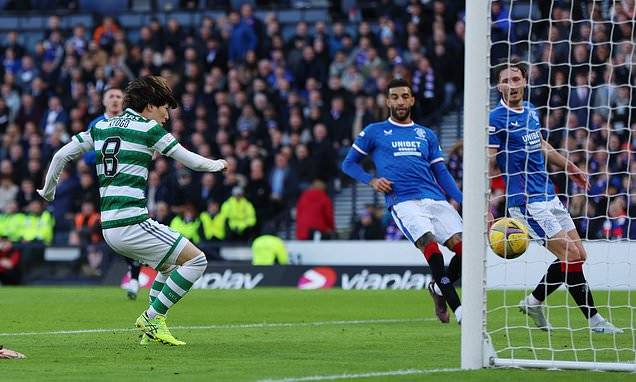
[489,100,555,207]
[341,119,462,208]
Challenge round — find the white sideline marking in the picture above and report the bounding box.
[256,368,463,382]
[0,318,436,337]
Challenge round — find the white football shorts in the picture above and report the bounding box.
[508,196,576,243]
[102,218,188,270]
[390,199,462,244]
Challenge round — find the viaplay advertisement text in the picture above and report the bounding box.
[192,265,433,290]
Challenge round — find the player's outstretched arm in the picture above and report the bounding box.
[341,147,373,184]
[168,144,227,173]
[37,133,93,201]
[541,139,589,189]
[341,148,392,193]
[431,161,462,204]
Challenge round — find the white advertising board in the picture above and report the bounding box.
[284,240,636,290]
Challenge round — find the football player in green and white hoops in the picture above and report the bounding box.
[38,76,227,346]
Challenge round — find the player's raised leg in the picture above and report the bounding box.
[416,233,462,324]
[426,232,464,324]
[135,239,208,346]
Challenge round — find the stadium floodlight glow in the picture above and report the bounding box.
[463,0,636,372]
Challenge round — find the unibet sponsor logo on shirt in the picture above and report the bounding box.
[391,140,422,157]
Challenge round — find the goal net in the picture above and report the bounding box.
[462,0,636,371]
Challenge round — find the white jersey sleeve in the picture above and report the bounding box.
[168,144,227,172]
[37,132,94,201]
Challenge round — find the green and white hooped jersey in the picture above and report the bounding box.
[73,108,178,229]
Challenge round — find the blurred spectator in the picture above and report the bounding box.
[170,202,202,244]
[0,98,10,131]
[324,96,353,148]
[296,179,335,240]
[220,186,256,241]
[385,219,405,241]
[16,178,37,210]
[75,171,100,211]
[173,168,199,208]
[291,143,315,191]
[71,200,101,245]
[0,236,21,285]
[229,11,257,64]
[269,152,298,226]
[350,207,384,240]
[602,197,628,240]
[251,234,288,265]
[40,96,69,137]
[0,200,22,242]
[154,201,173,226]
[21,199,54,244]
[245,158,271,233]
[447,141,463,192]
[69,199,104,276]
[50,168,78,231]
[93,17,120,50]
[200,200,225,241]
[412,56,443,125]
[0,175,18,211]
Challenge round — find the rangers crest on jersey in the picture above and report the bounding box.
[414,128,427,140]
[529,109,539,123]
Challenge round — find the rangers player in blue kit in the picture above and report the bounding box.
[489,59,621,333]
[342,78,464,324]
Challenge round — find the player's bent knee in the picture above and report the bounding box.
[183,252,208,274]
[564,246,582,263]
[415,232,436,250]
[575,244,587,262]
[158,264,177,274]
[444,233,461,250]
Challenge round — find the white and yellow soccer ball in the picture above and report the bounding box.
[488,217,529,259]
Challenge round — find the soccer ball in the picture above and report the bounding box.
[488,217,529,259]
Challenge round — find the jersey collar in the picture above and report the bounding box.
[125,108,141,116]
[500,99,524,114]
[387,118,415,127]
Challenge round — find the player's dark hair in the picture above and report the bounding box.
[386,78,413,95]
[123,76,178,112]
[493,58,528,84]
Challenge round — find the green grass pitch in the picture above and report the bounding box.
[0,287,633,381]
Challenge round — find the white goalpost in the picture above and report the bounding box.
[462,0,636,372]
[461,0,490,371]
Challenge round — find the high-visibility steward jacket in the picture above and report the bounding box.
[199,212,225,240]
[251,235,289,265]
[220,197,256,233]
[170,215,201,244]
[22,211,54,244]
[0,213,26,242]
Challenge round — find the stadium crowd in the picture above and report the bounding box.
[0,0,466,251]
[1,0,634,256]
